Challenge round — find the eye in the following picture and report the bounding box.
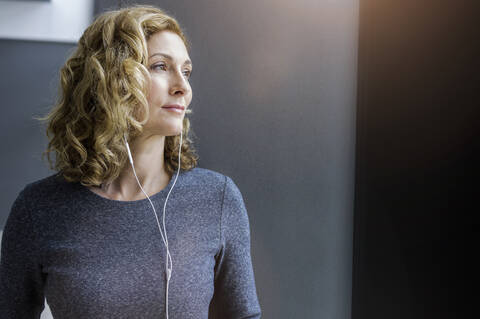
[150,63,167,71]
[183,69,192,78]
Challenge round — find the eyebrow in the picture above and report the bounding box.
[148,52,192,66]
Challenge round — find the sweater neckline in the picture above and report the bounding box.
[78,171,181,207]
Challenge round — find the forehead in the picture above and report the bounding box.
[147,30,190,61]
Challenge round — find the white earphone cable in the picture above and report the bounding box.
[123,131,182,319]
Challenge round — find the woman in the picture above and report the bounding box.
[0,5,261,319]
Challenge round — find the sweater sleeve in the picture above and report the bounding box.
[209,176,262,319]
[0,188,45,318]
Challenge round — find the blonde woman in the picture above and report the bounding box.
[0,5,261,319]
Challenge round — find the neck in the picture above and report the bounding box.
[101,134,171,201]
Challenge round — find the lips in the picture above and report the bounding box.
[161,104,185,110]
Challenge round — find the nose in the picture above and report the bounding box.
[169,68,190,96]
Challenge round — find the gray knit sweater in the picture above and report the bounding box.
[0,167,261,318]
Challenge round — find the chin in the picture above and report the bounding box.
[162,127,183,137]
[145,121,183,137]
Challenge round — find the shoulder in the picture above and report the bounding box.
[182,167,228,190]
[20,172,75,205]
[182,167,243,200]
[4,173,66,239]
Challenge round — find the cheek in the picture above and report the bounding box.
[147,78,167,103]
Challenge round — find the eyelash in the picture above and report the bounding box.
[151,63,192,78]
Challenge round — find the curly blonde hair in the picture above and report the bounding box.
[36,5,199,187]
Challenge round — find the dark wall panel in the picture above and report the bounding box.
[353,1,478,318]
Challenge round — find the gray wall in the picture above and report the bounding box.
[0,39,76,225]
[1,0,358,318]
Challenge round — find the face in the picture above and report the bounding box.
[140,30,193,137]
